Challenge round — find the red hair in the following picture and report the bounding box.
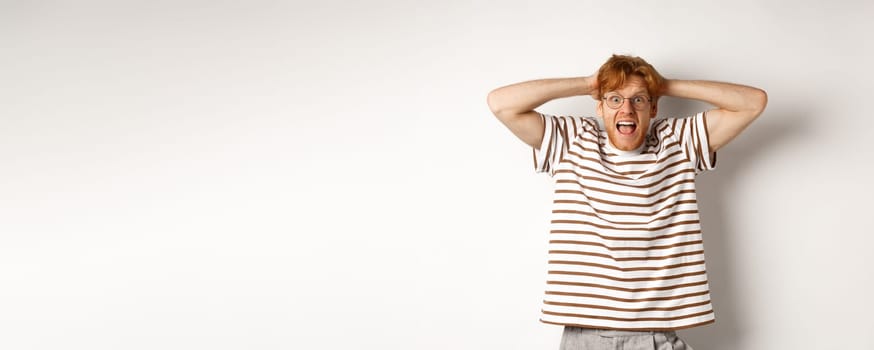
[597,55,665,98]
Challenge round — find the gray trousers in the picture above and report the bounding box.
[559,327,693,350]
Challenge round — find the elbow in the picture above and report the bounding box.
[487,87,534,123]
[752,88,768,116]
[487,89,508,120]
[486,89,502,114]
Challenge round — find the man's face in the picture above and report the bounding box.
[596,75,657,151]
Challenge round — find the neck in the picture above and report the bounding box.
[607,140,644,155]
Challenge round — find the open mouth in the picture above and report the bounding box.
[616,121,637,135]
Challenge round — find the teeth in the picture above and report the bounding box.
[617,121,635,126]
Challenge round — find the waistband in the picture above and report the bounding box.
[565,326,677,338]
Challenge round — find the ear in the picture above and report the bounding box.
[596,100,604,118]
[650,98,658,117]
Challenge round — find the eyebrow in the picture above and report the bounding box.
[605,90,650,96]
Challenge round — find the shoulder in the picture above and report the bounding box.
[543,114,600,139]
[651,114,701,140]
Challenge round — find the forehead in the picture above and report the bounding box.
[605,75,648,95]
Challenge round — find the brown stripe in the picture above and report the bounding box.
[548,249,705,262]
[666,118,679,142]
[564,117,581,159]
[542,309,714,323]
[544,299,711,313]
[553,199,698,217]
[583,127,599,140]
[657,119,671,134]
[547,269,706,282]
[546,279,709,293]
[551,209,700,226]
[549,239,703,252]
[557,143,681,172]
[694,115,706,172]
[679,117,693,163]
[549,228,701,242]
[547,259,705,272]
[690,115,700,171]
[575,140,679,156]
[550,219,700,232]
[569,145,681,167]
[589,188,697,207]
[572,146,661,166]
[555,168,695,190]
[556,178,696,199]
[660,141,681,152]
[701,112,716,168]
[569,116,578,139]
[544,289,710,303]
[542,115,554,172]
[655,120,678,150]
[532,147,537,170]
[558,156,691,180]
[559,117,571,160]
[557,189,697,208]
[578,118,598,138]
[540,318,715,331]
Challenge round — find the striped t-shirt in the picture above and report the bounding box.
[533,112,716,331]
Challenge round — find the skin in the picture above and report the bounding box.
[486,65,767,153]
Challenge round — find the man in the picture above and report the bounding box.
[486,55,767,350]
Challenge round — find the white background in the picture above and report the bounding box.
[2,1,872,349]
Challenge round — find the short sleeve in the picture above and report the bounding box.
[533,114,587,175]
[670,112,717,174]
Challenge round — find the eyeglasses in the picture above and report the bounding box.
[602,94,652,110]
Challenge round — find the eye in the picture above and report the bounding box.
[608,96,622,104]
[632,96,647,104]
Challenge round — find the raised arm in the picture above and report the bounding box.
[662,80,768,151]
[487,76,598,149]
